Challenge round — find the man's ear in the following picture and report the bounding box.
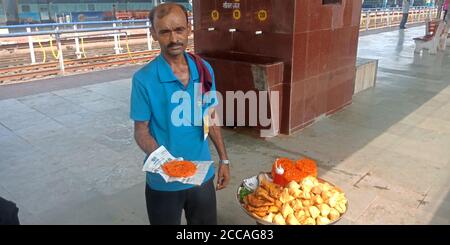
[150,27,158,41]
[187,22,193,36]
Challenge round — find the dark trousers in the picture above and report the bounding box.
[145,177,217,225]
[400,13,409,28]
[444,10,448,22]
[0,197,20,225]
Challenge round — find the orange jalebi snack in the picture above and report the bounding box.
[271,158,294,179]
[283,167,309,183]
[295,158,318,178]
[162,160,197,178]
[271,157,318,186]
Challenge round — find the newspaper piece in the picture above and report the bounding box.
[142,146,213,186]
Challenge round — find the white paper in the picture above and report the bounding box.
[142,146,213,186]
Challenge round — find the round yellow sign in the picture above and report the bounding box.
[211,10,220,21]
[258,10,268,22]
[233,9,241,20]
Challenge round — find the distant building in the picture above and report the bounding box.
[0,0,192,25]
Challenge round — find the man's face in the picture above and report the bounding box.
[151,7,190,57]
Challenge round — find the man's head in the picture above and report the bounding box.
[149,3,190,57]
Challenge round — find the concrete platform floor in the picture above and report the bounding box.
[0,26,449,225]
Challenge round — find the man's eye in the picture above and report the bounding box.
[175,28,186,33]
[159,30,171,35]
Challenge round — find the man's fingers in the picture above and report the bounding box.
[216,165,230,190]
[223,175,230,187]
[216,173,226,190]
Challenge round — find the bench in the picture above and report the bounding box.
[425,19,440,36]
[414,20,445,54]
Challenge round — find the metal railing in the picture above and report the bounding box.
[360,7,438,31]
[0,19,149,31]
[0,19,157,73]
[0,9,440,77]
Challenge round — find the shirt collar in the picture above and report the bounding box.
[157,52,200,83]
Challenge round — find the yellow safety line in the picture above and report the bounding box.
[80,37,87,58]
[49,36,60,59]
[36,38,47,64]
[33,28,47,63]
[125,31,135,63]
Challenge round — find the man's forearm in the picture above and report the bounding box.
[209,125,228,161]
[136,133,159,155]
[134,122,159,155]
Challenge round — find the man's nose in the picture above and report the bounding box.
[169,31,178,43]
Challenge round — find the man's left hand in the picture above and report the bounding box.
[216,164,230,191]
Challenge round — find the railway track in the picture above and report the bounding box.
[0,46,194,84]
[0,43,151,68]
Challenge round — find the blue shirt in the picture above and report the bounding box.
[130,52,218,191]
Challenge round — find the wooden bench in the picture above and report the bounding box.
[414,20,445,54]
[425,19,440,36]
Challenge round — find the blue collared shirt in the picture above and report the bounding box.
[130,52,218,191]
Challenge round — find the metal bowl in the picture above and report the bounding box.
[236,174,348,225]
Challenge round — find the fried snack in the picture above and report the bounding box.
[252,211,268,218]
[260,179,283,199]
[302,217,316,225]
[309,206,321,219]
[286,213,300,225]
[312,195,324,205]
[321,190,332,202]
[275,200,283,208]
[246,194,274,208]
[287,181,300,190]
[255,187,276,203]
[289,188,302,199]
[311,185,322,195]
[279,189,295,204]
[316,216,331,225]
[273,213,286,225]
[321,182,333,192]
[329,208,340,221]
[245,204,270,213]
[281,203,294,218]
[291,199,304,211]
[337,193,348,206]
[268,205,279,213]
[300,191,311,200]
[301,177,317,193]
[328,194,338,208]
[335,203,347,214]
[303,208,311,218]
[243,175,347,226]
[262,213,275,223]
[302,199,313,207]
[319,203,331,217]
[162,160,197,177]
[295,210,306,221]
